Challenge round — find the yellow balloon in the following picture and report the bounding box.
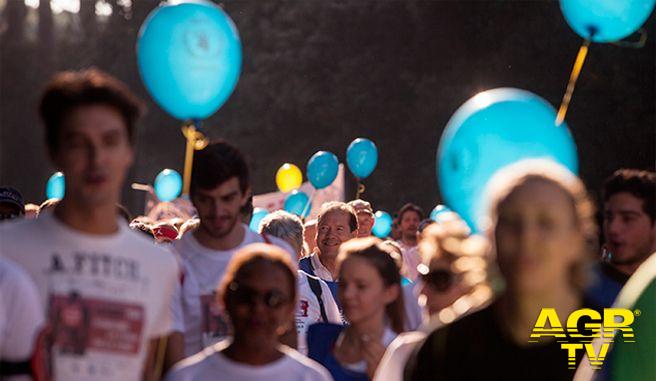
[276,163,303,192]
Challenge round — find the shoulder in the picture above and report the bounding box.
[280,346,334,380]
[123,231,179,275]
[167,340,229,380]
[0,257,37,291]
[0,217,38,240]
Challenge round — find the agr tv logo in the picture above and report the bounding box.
[529,308,640,369]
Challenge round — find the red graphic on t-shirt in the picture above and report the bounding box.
[297,300,310,317]
[200,293,231,342]
[49,293,144,355]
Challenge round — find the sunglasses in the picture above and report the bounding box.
[421,269,454,292]
[228,282,289,309]
[0,212,22,221]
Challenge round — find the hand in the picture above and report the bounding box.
[361,334,387,379]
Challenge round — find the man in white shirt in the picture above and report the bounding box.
[0,69,179,381]
[395,203,424,281]
[174,141,295,356]
[299,202,358,303]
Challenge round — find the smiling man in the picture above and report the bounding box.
[173,141,294,356]
[586,169,656,309]
[0,69,179,381]
[299,202,358,302]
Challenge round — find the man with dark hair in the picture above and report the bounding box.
[173,141,294,356]
[299,201,358,301]
[396,203,424,281]
[586,169,656,309]
[0,69,179,381]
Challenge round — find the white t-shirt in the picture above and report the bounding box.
[403,282,425,331]
[0,256,44,381]
[173,224,295,356]
[165,340,333,381]
[396,241,421,281]
[372,331,427,381]
[0,211,179,381]
[296,270,342,355]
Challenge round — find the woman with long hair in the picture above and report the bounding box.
[307,237,405,380]
[405,159,597,380]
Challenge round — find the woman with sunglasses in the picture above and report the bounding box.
[307,237,405,381]
[166,243,332,381]
[374,215,491,381]
[404,159,597,381]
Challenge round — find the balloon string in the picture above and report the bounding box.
[181,120,209,196]
[610,28,647,48]
[556,39,591,126]
[355,181,365,199]
[302,188,316,219]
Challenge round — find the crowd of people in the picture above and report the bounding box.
[0,69,654,381]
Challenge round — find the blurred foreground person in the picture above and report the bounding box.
[374,214,492,381]
[308,237,405,380]
[405,159,597,381]
[259,211,342,355]
[0,69,179,381]
[166,244,332,381]
[0,257,44,381]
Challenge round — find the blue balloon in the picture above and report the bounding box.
[307,151,339,189]
[249,207,269,232]
[46,172,65,200]
[437,88,578,231]
[346,138,378,179]
[284,190,312,218]
[372,211,393,238]
[560,0,655,42]
[430,205,451,222]
[154,169,183,202]
[137,0,242,120]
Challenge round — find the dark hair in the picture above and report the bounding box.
[603,169,655,223]
[191,140,250,196]
[317,201,358,232]
[219,243,297,309]
[337,237,405,334]
[39,68,144,153]
[398,203,424,222]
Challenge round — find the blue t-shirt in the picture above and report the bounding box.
[307,323,369,381]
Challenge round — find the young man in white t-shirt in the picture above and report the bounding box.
[0,69,179,381]
[173,141,295,356]
[0,257,44,381]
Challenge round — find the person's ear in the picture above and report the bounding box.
[240,186,252,206]
[383,284,400,305]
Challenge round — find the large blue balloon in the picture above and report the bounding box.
[249,207,269,232]
[137,0,242,120]
[46,172,65,200]
[284,190,312,218]
[346,138,378,179]
[307,151,339,189]
[154,169,183,202]
[372,211,393,238]
[560,0,656,42]
[437,88,578,231]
